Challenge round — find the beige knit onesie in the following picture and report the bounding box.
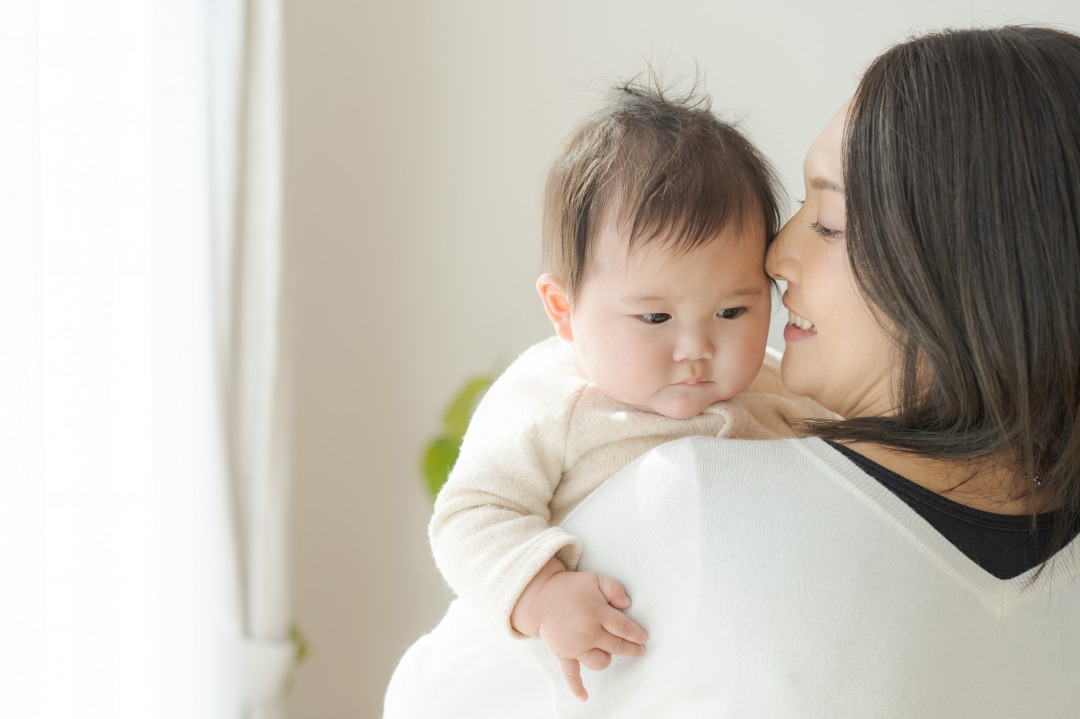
[429,337,833,636]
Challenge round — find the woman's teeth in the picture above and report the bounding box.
[788,309,815,331]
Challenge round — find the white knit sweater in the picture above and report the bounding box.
[388,437,1080,718]
[429,337,833,635]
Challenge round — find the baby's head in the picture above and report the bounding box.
[537,79,782,419]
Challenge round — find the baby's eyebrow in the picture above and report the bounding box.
[718,286,766,303]
[620,286,765,304]
[620,293,666,304]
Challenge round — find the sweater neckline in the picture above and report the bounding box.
[794,437,1080,617]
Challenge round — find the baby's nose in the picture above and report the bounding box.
[673,331,715,362]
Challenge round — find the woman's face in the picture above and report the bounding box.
[765,101,895,418]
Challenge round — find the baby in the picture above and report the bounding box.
[429,80,828,702]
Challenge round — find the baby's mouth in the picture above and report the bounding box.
[788,309,815,332]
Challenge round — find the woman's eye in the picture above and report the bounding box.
[809,221,842,239]
[638,313,671,324]
[717,307,747,320]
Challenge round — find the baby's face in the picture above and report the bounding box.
[569,222,772,419]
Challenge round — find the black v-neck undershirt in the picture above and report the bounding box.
[827,441,1080,579]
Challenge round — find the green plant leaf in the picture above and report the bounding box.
[290,621,310,665]
[423,436,460,499]
[441,376,493,440]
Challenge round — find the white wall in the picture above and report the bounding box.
[284,2,1080,716]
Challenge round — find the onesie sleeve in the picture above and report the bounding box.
[428,338,585,638]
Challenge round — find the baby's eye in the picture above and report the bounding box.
[638,313,671,325]
[717,307,747,320]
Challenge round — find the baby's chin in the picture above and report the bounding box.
[630,391,727,420]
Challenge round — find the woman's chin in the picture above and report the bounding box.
[778,360,825,409]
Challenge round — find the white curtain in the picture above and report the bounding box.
[1,1,291,717]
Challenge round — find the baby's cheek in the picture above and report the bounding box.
[731,343,768,395]
[595,369,648,407]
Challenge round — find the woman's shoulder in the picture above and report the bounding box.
[643,434,837,478]
[561,436,857,532]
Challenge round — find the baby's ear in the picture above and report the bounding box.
[536,274,574,342]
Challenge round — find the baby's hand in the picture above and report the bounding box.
[510,558,648,702]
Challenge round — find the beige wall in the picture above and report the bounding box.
[283,2,1080,717]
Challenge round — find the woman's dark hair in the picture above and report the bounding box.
[543,75,782,300]
[814,26,1080,561]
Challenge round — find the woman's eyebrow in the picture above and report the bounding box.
[811,177,844,193]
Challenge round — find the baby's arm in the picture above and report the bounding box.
[510,557,648,702]
[429,341,591,632]
[430,340,648,700]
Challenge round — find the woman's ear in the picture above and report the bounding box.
[536,273,574,341]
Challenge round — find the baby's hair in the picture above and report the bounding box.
[542,73,782,300]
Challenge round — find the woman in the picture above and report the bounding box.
[386,26,1080,717]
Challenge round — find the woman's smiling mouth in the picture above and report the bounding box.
[784,308,817,342]
[787,309,815,331]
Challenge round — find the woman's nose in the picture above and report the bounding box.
[766,215,799,282]
[673,330,715,362]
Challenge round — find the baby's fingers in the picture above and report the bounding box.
[596,574,632,609]
[602,610,648,649]
[559,658,589,702]
[596,630,645,659]
[580,648,612,672]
